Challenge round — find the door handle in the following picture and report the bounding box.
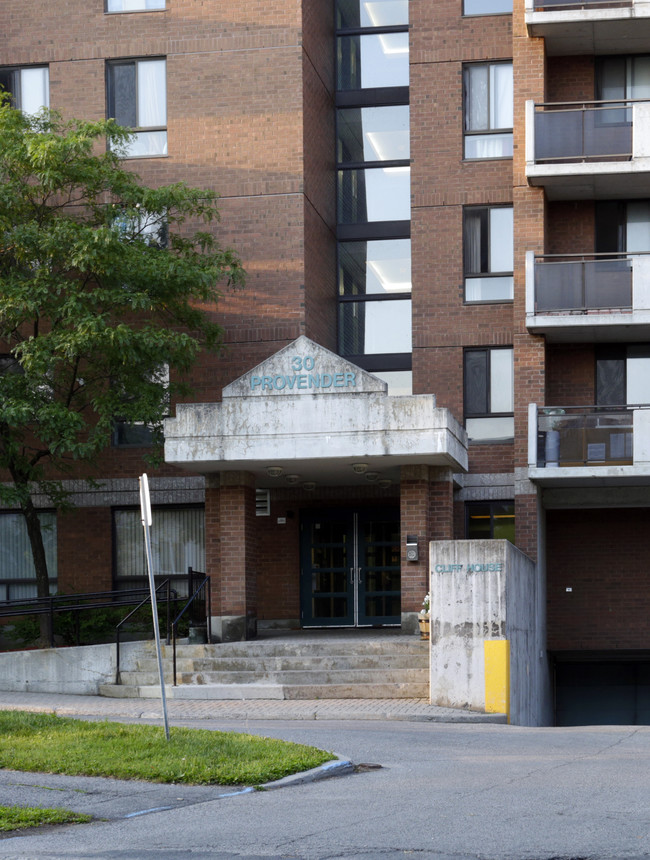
[358,567,363,584]
[350,567,355,585]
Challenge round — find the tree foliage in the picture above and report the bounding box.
[0,101,244,602]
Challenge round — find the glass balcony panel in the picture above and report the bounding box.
[535,261,583,311]
[336,0,408,28]
[537,409,633,467]
[535,259,632,312]
[535,107,632,162]
[583,259,632,309]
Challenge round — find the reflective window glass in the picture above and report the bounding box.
[337,33,409,90]
[464,347,514,442]
[0,66,49,114]
[339,239,411,296]
[336,0,408,28]
[464,0,512,14]
[339,298,412,355]
[338,166,410,223]
[0,512,57,601]
[107,58,167,157]
[466,502,515,542]
[464,62,513,159]
[107,0,165,9]
[338,105,410,163]
[373,370,412,394]
[464,206,513,301]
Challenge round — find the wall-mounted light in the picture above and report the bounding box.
[285,474,301,485]
[266,466,283,478]
[365,471,379,482]
[352,463,369,474]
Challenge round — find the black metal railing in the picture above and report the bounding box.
[534,0,631,9]
[172,568,211,686]
[0,584,176,650]
[537,405,636,467]
[534,253,633,313]
[115,579,176,684]
[534,100,635,163]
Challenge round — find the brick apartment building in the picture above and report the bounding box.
[2,0,650,725]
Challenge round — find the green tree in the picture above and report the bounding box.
[0,102,244,606]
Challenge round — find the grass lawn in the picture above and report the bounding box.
[0,806,91,832]
[0,710,334,786]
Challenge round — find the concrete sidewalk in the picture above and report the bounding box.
[0,690,507,723]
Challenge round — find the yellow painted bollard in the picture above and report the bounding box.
[484,639,510,723]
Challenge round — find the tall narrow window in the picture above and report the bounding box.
[0,512,57,601]
[464,347,514,442]
[464,206,513,302]
[464,62,513,159]
[335,0,411,393]
[106,59,167,157]
[0,66,49,114]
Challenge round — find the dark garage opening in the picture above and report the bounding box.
[554,653,650,726]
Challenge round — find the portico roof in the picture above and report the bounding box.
[164,337,468,486]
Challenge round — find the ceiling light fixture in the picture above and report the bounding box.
[352,463,369,474]
[266,466,283,478]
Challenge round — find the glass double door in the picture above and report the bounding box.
[300,509,400,627]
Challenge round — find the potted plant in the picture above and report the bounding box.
[418,593,430,640]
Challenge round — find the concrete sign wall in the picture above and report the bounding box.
[429,540,546,726]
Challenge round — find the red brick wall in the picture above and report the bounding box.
[547,508,650,650]
[546,345,595,406]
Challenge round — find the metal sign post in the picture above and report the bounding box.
[139,473,170,741]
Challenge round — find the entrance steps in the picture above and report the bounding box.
[99,632,430,700]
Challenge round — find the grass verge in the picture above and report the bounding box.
[0,806,91,832]
[0,711,334,786]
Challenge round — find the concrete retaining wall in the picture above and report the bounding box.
[430,540,547,726]
[0,641,145,695]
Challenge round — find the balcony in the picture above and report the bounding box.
[525,251,650,341]
[526,100,650,199]
[525,0,650,56]
[528,403,650,487]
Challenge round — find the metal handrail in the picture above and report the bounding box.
[534,251,647,261]
[534,97,650,109]
[115,579,175,685]
[0,585,172,649]
[172,568,211,686]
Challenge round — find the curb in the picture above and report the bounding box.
[259,754,356,790]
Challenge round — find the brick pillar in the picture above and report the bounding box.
[400,465,454,631]
[207,471,258,642]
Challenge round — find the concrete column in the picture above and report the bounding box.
[211,471,258,642]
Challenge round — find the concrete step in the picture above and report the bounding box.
[151,640,428,660]
[119,668,428,686]
[98,681,429,700]
[134,654,429,673]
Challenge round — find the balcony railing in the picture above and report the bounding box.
[534,405,635,468]
[534,253,633,313]
[534,101,633,163]
[532,0,630,7]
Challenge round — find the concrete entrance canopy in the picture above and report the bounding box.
[164,337,468,483]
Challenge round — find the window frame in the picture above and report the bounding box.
[112,503,205,593]
[105,0,165,12]
[105,57,167,158]
[112,362,170,448]
[465,501,515,541]
[463,346,514,442]
[0,65,49,114]
[463,204,514,303]
[463,61,513,160]
[0,510,58,602]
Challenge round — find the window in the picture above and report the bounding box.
[466,502,515,542]
[0,512,57,601]
[107,0,164,11]
[336,4,411,385]
[113,209,168,247]
[112,363,169,447]
[464,206,513,302]
[0,66,49,114]
[106,59,167,157]
[596,345,650,407]
[464,0,512,14]
[596,200,650,254]
[113,506,205,593]
[463,62,513,159]
[464,347,514,442]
